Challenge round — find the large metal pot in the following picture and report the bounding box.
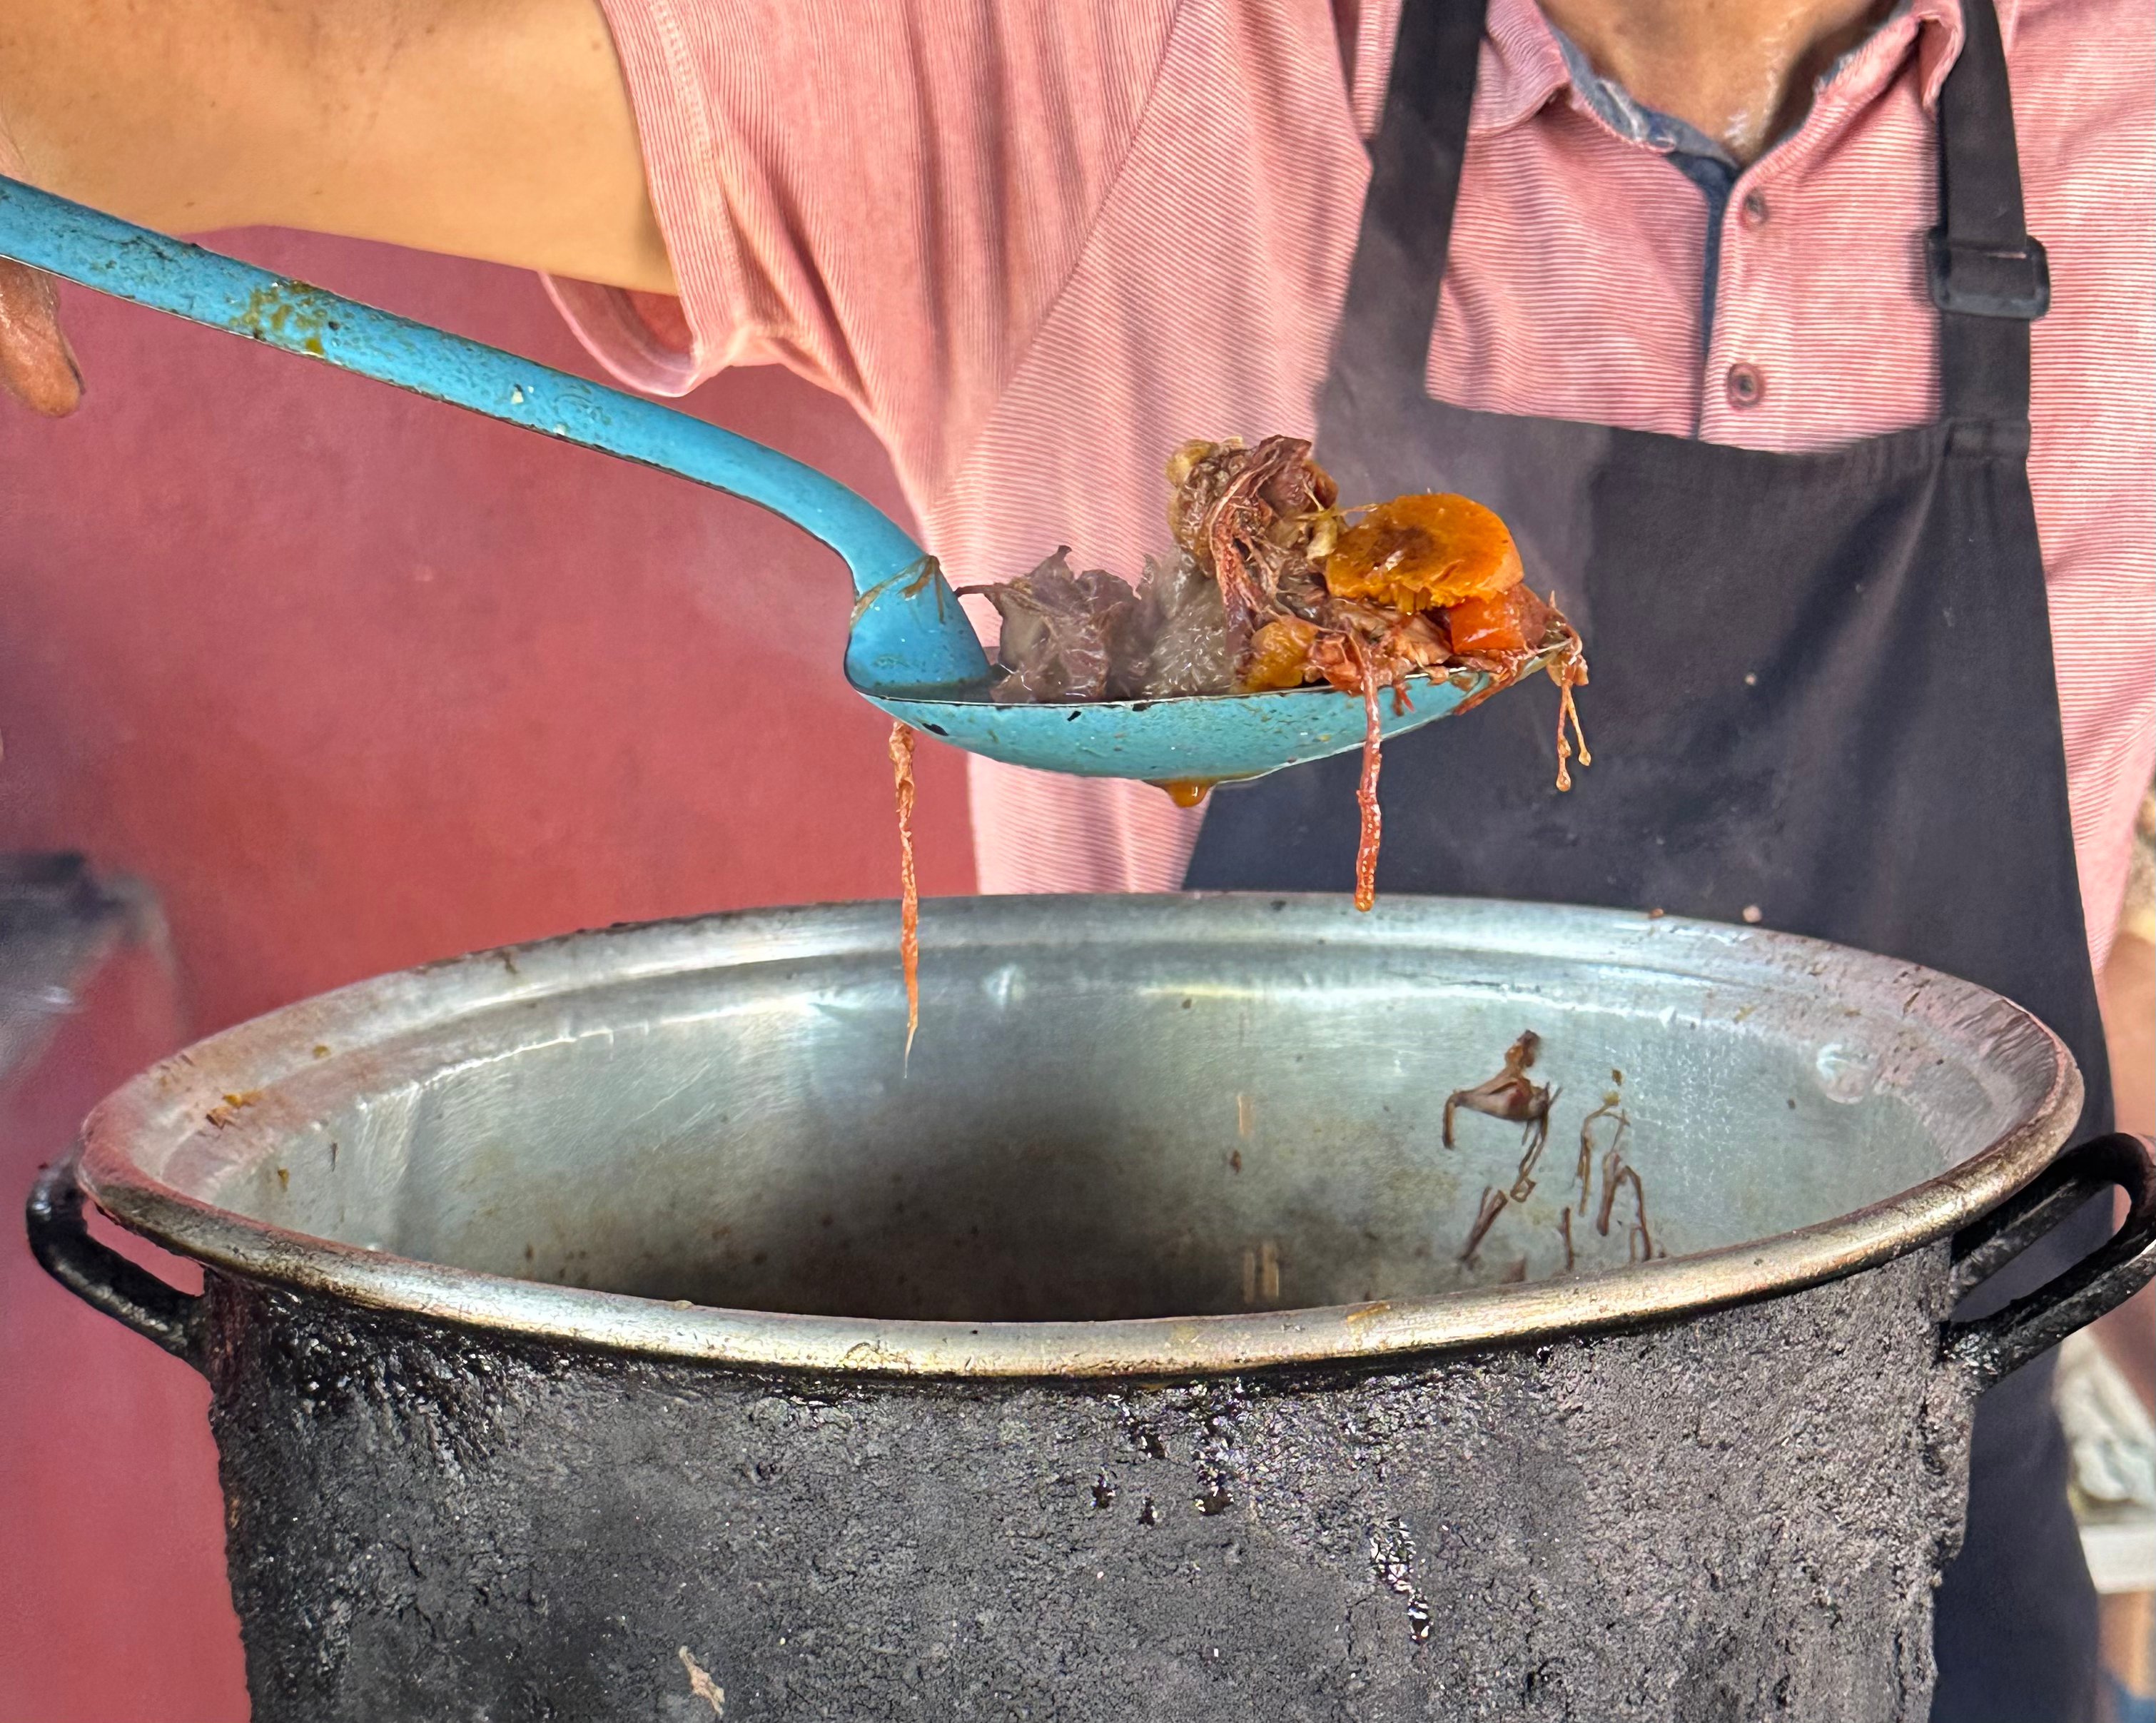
[29,896,2156,1722]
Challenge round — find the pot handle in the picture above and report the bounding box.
[1942,1131,2156,1390]
[25,1151,202,1366]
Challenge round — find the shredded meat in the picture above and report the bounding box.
[961,548,1147,703]
[1135,550,1235,695]
[966,437,1591,909]
[1443,1034,1661,1280]
[1167,434,1340,650]
[1596,1146,1654,1262]
[1459,1185,1509,1265]
[1442,1031,1552,1148]
[1576,1095,1626,1212]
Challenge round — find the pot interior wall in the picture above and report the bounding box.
[157,901,2044,1323]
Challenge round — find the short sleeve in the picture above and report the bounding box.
[549,0,1178,505]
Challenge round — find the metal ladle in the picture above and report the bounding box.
[0,176,1494,784]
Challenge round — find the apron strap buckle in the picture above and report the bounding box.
[1927,228,2050,320]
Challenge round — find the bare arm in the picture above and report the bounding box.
[0,0,673,410]
[2096,922,2153,1412]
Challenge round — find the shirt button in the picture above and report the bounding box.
[1741,190,1770,228]
[1726,363,1765,408]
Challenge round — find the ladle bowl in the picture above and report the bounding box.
[0,177,1507,784]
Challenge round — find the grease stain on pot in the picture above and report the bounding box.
[676,1646,724,1715]
[1369,1518,1434,1642]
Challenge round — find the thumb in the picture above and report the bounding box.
[0,256,85,418]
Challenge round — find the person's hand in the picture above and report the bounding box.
[0,255,83,417]
[0,117,83,417]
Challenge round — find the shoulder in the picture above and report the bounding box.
[2002,0,2152,307]
[2005,0,2153,137]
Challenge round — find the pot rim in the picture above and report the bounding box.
[74,895,2082,1378]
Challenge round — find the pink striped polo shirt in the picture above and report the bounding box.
[550,0,2155,970]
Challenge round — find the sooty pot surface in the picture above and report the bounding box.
[37,895,2154,1722]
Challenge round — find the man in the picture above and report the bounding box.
[2,0,2149,1713]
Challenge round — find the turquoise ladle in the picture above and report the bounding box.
[0,177,1489,784]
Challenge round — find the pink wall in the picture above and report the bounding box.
[1,918,226,1721]
[0,233,973,1719]
[0,230,975,1034]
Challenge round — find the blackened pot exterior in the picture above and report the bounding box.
[28,899,2156,1722]
[204,1251,1965,1722]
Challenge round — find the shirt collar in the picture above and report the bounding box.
[1464,0,2016,141]
[1466,0,1573,133]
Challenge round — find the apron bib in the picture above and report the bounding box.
[1184,0,2112,1710]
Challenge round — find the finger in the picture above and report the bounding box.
[0,258,84,418]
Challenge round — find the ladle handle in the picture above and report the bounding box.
[25,1152,201,1366]
[1942,1131,2156,1390]
[0,176,989,694]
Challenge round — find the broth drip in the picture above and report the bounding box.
[889,721,921,1059]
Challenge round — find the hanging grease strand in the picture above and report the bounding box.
[889,722,921,1063]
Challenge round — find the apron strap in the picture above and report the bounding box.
[1931,0,2043,430]
[1321,0,1489,408]
[1325,0,2037,433]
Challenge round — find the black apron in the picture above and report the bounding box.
[1185,0,2112,1712]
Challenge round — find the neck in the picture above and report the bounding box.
[1537,0,1893,163]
